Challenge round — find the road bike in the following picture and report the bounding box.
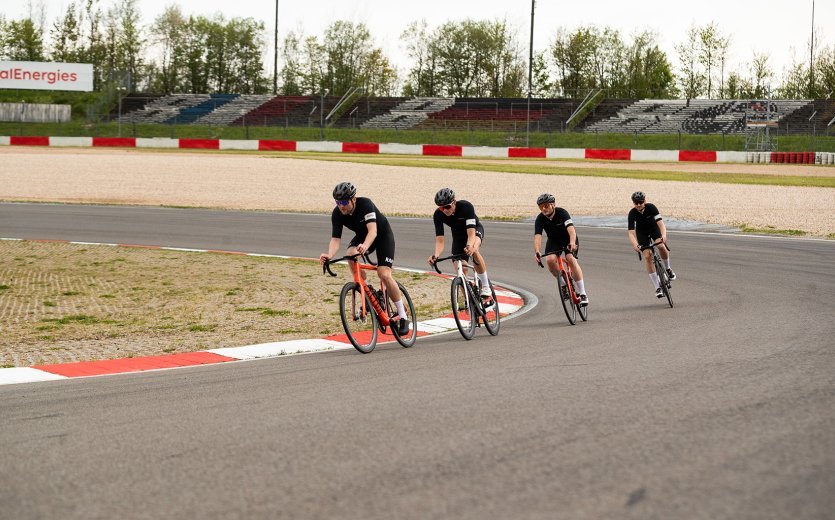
[537,248,588,325]
[323,253,417,353]
[432,254,500,340]
[639,240,673,308]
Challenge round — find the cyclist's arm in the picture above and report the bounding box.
[357,222,377,254]
[321,237,341,263]
[657,219,668,242]
[567,225,578,251]
[628,229,640,252]
[432,236,445,259]
[534,233,543,255]
[464,228,478,254]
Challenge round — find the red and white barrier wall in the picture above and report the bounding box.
[1,135,833,164]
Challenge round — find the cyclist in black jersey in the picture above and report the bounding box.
[627,191,676,299]
[426,188,493,300]
[532,193,589,306]
[319,182,410,336]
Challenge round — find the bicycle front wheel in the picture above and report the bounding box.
[339,282,378,353]
[482,280,501,336]
[451,277,476,340]
[655,259,674,308]
[572,277,588,322]
[559,272,577,325]
[390,282,418,348]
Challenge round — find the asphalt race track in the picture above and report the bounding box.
[1,202,834,519]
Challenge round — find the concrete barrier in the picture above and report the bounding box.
[342,142,379,154]
[136,138,179,148]
[258,140,296,151]
[718,151,747,163]
[462,146,506,158]
[297,141,342,153]
[220,139,258,151]
[49,136,93,147]
[0,136,9,146]
[546,148,585,159]
[631,149,678,162]
[379,143,422,155]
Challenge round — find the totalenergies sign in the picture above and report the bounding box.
[0,61,93,92]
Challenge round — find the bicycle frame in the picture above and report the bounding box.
[433,254,483,313]
[537,250,580,305]
[324,253,390,327]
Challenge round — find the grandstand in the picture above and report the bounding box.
[105,93,833,137]
[361,97,455,130]
[584,99,812,134]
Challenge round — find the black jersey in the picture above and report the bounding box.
[433,200,480,239]
[534,207,574,244]
[628,203,663,236]
[331,197,392,242]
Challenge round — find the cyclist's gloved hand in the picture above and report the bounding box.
[428,255,437,265]
[319,253,330,264]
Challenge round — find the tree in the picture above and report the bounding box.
[623,30,676,98]
[322,20,373,96]
[750,52,773,98]
[4,18,46,61]
[50,2,81,62]
[675,24,705,98]
[279,30,303,95]
[401,19,435,96]
[698,22,723,98]
[150,5,186,94]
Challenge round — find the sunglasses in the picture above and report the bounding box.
[439,204,453,210]
[633,201,645,205]
[335,199,351,206]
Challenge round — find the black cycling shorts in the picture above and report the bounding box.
[350,232,395,268]
[451,224,485,256]
[545,237,580,259]
[636,228,663,247]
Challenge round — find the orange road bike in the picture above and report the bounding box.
[639,240,673,308]
[323,253,417,353]
[537,248,588,325]
[432,254,500,340]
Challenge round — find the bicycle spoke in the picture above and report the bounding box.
[339,283,378,353]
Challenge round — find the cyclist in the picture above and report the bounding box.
[427,188,493,301]
[532,193,589,306]
[319,182,410,336]
[627,191,676,299]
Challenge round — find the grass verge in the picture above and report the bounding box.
[0,240,450,367]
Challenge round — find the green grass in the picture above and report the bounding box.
[2,119,834,152]
[740,225,809,236]
[188,324,217,332]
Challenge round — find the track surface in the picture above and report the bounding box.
[2,203,834,519]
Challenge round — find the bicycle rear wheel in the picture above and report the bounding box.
[558,272,577,325]
[655,258,674,308]
[571,276,588,321]
[389,282,417,348]
[481,280,501,336]
[451,277,476,340]
[339,282,378,353]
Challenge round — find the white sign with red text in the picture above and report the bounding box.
[0,61,93,91]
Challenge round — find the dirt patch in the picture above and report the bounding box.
[0,241,450,367]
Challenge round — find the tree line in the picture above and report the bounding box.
[1,2,833,99]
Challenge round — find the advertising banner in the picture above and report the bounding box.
[0,61,94,91]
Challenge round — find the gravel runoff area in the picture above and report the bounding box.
[1,147,834,236]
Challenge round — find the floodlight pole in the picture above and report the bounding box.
[273,0,279,95]
[809,0,815,98]
[526,0,535,147]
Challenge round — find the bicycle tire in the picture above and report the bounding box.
[654,257,674,308]
[339,282,378,353]
[559,272,577,325]
[482,280,501,336]
[572,276,588,321]
[451,277,476,340]
[390,282,418,348]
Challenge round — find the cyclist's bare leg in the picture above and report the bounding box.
[376,266,402,302]
[470,237,487,275]
[545,255,560,277]
[566,253,584,281]
[643,249,656,273]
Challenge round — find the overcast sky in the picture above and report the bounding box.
[5,0,830,81]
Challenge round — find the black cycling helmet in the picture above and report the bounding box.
[333,182,357,201]
[536,193,555,205]
[631,191,646,203]
[434,187,455,206]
